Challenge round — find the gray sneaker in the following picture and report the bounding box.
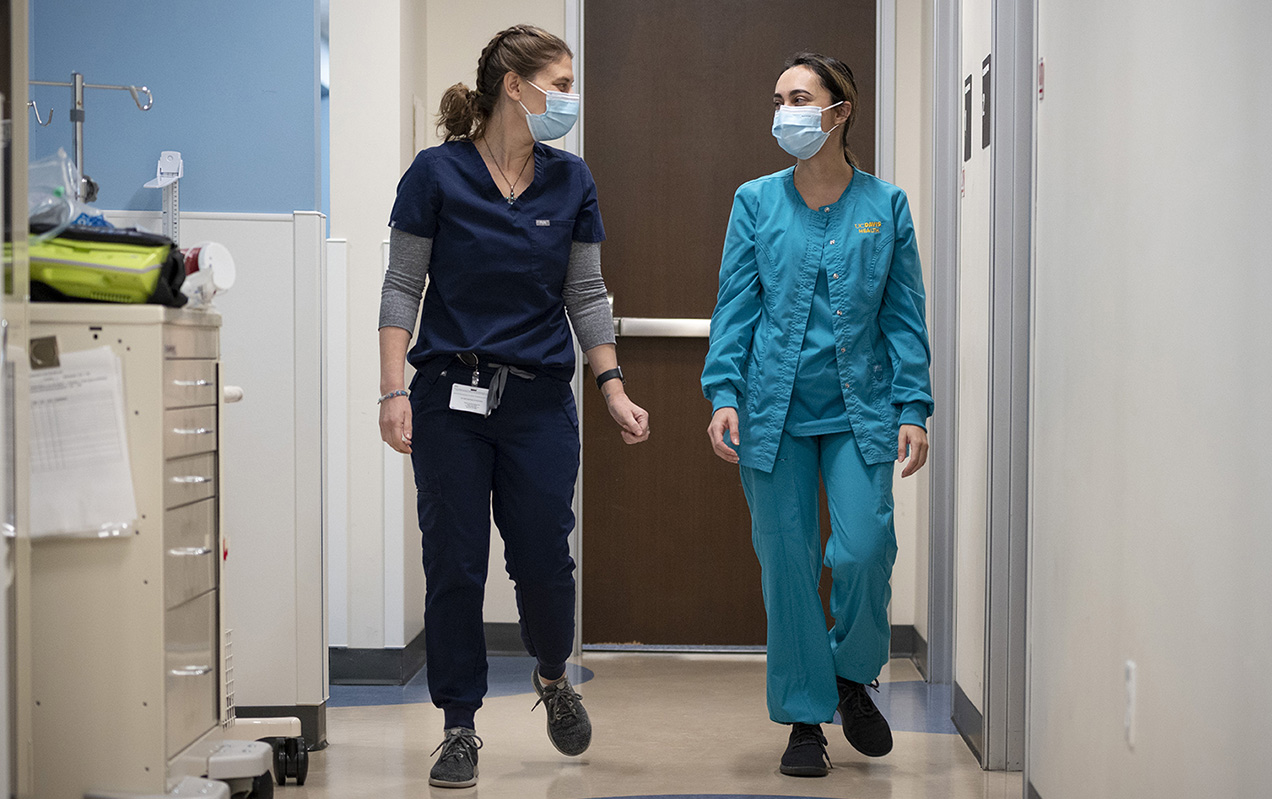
[531,667,592,756]
[428,727,482,788]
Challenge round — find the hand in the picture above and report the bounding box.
[707,407,740,464]
[379,394,412,454]
[605,390,650,444]
[897,424,929,477]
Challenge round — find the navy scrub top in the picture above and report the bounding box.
[388,140,606,380]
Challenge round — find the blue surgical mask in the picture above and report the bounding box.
[772,101,843,160]
[521,81,580,141]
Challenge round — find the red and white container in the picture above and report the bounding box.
[179,241,236,306]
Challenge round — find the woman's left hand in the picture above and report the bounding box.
[605,390,651,444]
[898,424,929,477]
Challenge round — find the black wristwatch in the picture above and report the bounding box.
[595,367,625,390]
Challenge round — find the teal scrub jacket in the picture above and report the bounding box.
[702,167,934,473]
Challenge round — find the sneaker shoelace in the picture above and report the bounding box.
[842,679,884,720]
[790,723,832,768]
[533,680,582,723]
[430,729,483,765]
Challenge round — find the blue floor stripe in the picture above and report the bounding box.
[331,659,958,736]
[584,795,843,799]
[329,656,593,708]
[833,680,958,735]
[583,644,767,653]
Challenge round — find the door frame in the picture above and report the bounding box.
[4,0,34,792]
[983,0,1032,771]
[927,0,962,692]
[569,0,899,652]
[564,0,584,657]
[931,0,1033,771]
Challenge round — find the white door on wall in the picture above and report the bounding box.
[953,0,993,762]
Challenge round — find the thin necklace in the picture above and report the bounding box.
[482,138,533,205]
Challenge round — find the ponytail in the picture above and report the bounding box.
[437,82,481,142]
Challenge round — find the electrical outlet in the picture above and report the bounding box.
[1124,660,1137,749]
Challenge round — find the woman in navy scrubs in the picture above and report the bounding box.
[377,24,649,789]
[703,53,932,778]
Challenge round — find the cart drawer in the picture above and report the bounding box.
[164,360,218,408]
[165,590,219,758]
[164,406,218,459]
[164,453,216,509]
[164,499,217,609]
[164,325,219,360]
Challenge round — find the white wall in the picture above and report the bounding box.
[328,0,569,647]
[1028,1,1272,795]
[417,0,568,626]
[892,0,935,641]
[329,0,417,648]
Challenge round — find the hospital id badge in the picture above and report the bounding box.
[450,383,489,415]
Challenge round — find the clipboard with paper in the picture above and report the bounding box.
[29,345,138,538]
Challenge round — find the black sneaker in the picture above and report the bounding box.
[531,667,592,756]
[837,678,893,757]
[428,727,482,788]
[780,722,831,777]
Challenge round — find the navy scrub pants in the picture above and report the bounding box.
[409,360,580,730]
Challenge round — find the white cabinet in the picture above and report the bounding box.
[30,304,229,797]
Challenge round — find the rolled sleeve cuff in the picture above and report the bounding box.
[899,400,930,430]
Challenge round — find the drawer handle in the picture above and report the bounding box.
[170,665,213,677]
[172,427,214,436]
[168,546,214,557]
[171,475,211,484]
[172,379,212,387]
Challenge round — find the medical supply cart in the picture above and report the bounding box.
[29,304,270,798]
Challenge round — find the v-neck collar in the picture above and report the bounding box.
[465,139,541,207]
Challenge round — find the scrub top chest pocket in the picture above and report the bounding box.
[527,217,575,290]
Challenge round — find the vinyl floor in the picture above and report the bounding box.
[292,654,1022,799]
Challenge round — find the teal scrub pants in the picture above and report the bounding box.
[740,428,897,724]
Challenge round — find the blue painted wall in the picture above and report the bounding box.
[30,1,320,214]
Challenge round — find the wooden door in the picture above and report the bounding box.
[581,0,877,645]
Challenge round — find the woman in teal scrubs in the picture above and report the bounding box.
[701,52,933,778]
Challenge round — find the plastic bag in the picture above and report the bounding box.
[28,149,112,240]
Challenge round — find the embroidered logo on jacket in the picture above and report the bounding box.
[536,220,551,227]
[855,221,883,234]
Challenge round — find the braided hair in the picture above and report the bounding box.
[437,24,573,142]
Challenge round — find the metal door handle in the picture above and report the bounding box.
[613,317,711,338]
[172,379,211,387]
[171,475,211,484]
[169,665,213,677]
[168,546,213,557]
[172,427,213,436]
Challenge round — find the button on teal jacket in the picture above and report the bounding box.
[701,167,934,473]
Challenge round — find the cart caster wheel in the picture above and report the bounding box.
[294,746,309,786]
[271,739,287,786]
[250,770,275,799]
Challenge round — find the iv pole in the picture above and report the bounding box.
[29,71,153,201]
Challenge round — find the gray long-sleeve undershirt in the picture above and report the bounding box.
[378,227,617,352]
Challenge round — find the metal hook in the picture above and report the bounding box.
[127,86,153,112]
[27,99,53,126]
